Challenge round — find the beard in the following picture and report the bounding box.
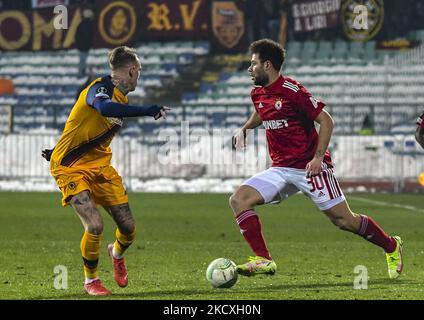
[253,72,269,87]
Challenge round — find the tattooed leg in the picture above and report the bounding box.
[70,190,104,283]
[104,203,136,258]
[70,190,103,234]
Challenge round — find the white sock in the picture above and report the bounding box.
[112,247,124,260]
[85,277,99,285]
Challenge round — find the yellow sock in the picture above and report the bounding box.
[113,228,136,258]
[80,231,102,280]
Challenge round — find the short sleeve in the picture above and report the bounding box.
[295,86,326,121]
[86,81,112,107]
[251,88,260,112]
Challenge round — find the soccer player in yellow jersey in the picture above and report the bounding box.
[42,46,170,296]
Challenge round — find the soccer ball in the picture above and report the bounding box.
[206,258,238,288]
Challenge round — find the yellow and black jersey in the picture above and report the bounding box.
[50,76,128,169]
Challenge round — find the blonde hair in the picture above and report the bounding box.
[108,46,139,70]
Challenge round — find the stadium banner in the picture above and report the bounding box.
[0,7,82,51]
[94,0,140,47]
[292,0,341,33]
[137,0,210,40]
[0,0,210,51]
[376,39,421,50]
[95,0,210,45]
[210,0,248,53]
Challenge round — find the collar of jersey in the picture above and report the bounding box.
[263,75,284,92]
[105,75,128,104]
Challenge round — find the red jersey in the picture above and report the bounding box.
[251,75,332,169]
[417,112,424,129]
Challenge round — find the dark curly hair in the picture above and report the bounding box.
[249,39,286,71]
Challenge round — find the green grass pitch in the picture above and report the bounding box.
[0,192,424,300]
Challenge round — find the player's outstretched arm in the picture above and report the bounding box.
[93,98,170,120]
[415,127,424,149]
[232,110,262,149]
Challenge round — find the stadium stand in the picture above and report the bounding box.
[2,38,423,136]
[0,0,423,192]
[182,39,424,134]
[0,41,210,133]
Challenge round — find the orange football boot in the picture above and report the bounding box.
[84,279,112,296]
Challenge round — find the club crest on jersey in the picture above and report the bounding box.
[68,182,77,190]
[258,102,264,108]
[96,86,108,94]
[274,99,283,110]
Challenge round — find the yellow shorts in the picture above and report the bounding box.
[51,165,128,207]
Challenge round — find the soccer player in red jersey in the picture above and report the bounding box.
[415,112,424,148]
[231,39,403,279]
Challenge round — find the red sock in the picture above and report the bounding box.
[358,215,396,253]
[236,209,272,260]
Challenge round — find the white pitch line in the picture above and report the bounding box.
[349,196,424,214]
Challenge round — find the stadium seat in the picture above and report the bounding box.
[301,41,317,63]
[363,41,376,61]
[315,42,333,62]
[333,41,348,61]
[349,41,364,61]
[287,41,302,56]
[415,29,424,41]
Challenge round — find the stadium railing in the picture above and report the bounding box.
[0,132,423,193]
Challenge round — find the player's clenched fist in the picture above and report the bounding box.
[305,157,323,178]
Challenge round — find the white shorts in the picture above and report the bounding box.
[242,165,345,211]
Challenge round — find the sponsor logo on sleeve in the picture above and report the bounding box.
[95,86,109,99]
[96,86,108,94]
[309,96,319,108]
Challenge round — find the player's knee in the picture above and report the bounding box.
[229,193,242,211]
[229,192,255,213]
[119,221,135,235]
[87,221,104,235]
[229,194,236,209]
